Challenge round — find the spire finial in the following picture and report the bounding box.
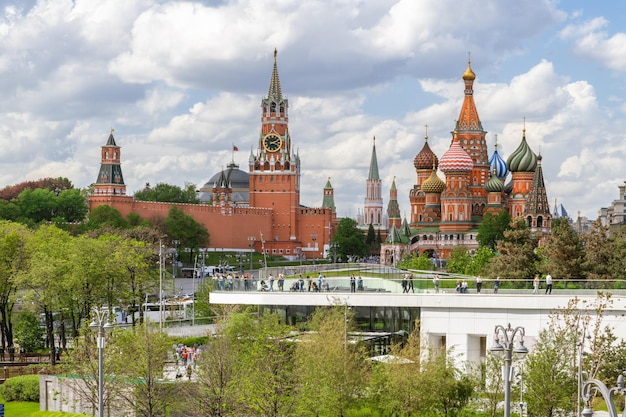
[424,124,429,141]
[468,50,471,65]
[110,127,115,135]
[274,48,277,61]
[494,133,498,150]
[523,116,526,136]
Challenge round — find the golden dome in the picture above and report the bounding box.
[462,63,476,81]
[421,168,445,194]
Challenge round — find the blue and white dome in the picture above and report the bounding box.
[489,140,509,179]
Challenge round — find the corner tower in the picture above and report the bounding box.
[93,130,126,197]
[249,50,300,242]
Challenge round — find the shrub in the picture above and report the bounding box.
[0,374,40,402]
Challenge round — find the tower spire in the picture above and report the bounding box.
[368,136,380,180]
[268,48,282,101]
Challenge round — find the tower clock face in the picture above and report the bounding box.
[262,134,282,152]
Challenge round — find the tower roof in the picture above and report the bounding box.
[524,154,551,216]
[439,134,473,173]
[507,128,537,172]
[456,58,483,132]
[105,132,117,147]
[322,177,336,213]
[485,170,504,193]
[421,166,446,194]
[414,128,439,170]
[267,49,282,101]
[489,136,509,179]
[368,136,380,180]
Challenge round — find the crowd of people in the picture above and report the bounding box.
[173,342,200,380]
[208,269,556,295]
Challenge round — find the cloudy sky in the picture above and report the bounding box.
[0,0,625,220]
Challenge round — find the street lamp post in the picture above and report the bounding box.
[490,323,528,417]
[90,308,113,417]
[581,372,626,417]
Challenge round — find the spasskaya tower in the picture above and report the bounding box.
[248,50,301,243]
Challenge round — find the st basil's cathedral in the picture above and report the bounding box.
[378,60,551,265]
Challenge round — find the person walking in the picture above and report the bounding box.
[545,273,553,294]
[493,276,501,294]
[476,275,483,293]
[408,274,414,293]
[533,274,539,294]
[433,274,440,293]
[350,274,356,293]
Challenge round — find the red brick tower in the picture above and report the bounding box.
[454,59,489,217]
[248,50,300,243]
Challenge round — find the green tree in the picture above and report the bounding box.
[224,312,296,417]
[15,188,56,224]
[188,323,240,416]
[134,182,200,203]
[332,218,368,262]
[365,223,379,253]
[164,206,210,264]
[487,218,539,285]
[541,217,585,284]
[0,200,20,221]
[19,225,72,365]
[13,311,45,351]
[0,221,31,350]
[55,188,89,222]
[477,210,512,250]
[608,227,626,285]
[397,252,436,271]
[581,219,612,285]
[466,246,496,276]
[86,204,129,229]
[524,294,618,416]
[446,247,472,274]
[108,324,179,417]
[294,306,368,416]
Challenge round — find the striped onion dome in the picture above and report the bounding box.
[507,130,537,172]
[413,136,439,170]
[421,167,446,194]
[439,134,473,173]
[485,170,503,193]
[489,140,509,179]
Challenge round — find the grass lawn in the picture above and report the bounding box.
[1,399,82,417]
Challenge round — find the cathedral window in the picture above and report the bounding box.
[271,102,276,113]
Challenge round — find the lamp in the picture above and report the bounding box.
[90,308,113,417]
[489,323,527,417]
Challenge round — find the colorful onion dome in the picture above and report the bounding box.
[414,139,438,170]
[421,167,445,194]
[439,133,473,173]
[485,170,503,193]
[489,137,509,179]
[507,129,537,172]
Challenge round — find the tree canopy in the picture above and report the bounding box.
[134,182,200,204]
[332,218,368,262]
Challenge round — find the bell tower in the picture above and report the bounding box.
[249,50,300,242]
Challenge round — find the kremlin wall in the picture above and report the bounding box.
[88,52,552,262]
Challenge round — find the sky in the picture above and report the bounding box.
[0,0,625,220]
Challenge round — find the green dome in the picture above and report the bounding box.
[485,171,503,193]
[507,133,537,172]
